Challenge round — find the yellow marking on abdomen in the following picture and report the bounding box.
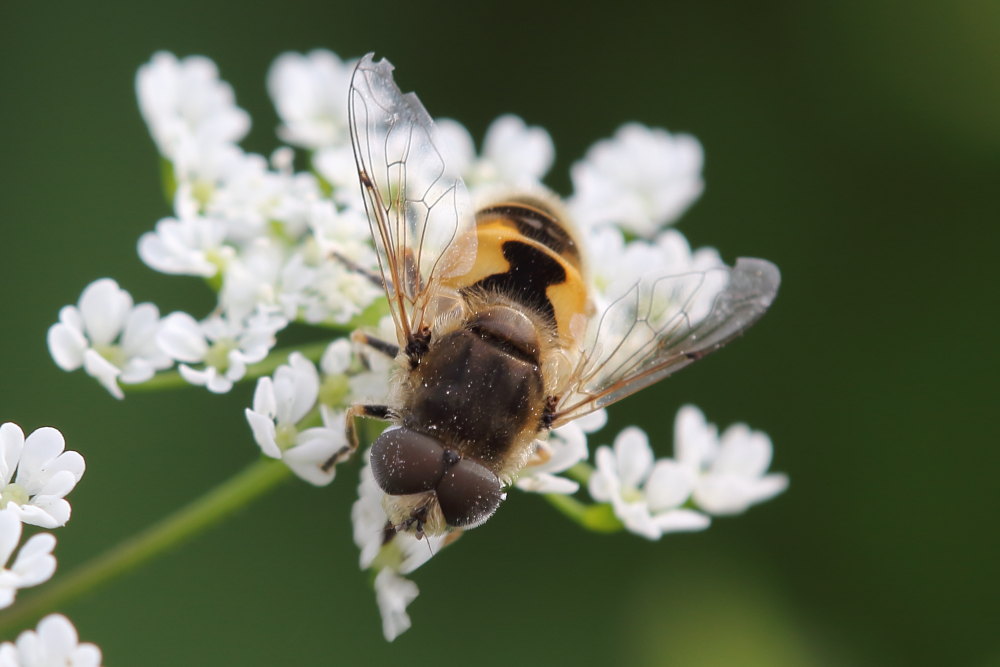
[443,219,589,345]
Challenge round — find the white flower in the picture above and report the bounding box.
[271,201,382,325]
[245,353,346,486]
[136,51,250,159]
[267,50,355,150]
[312,145,365,209]
[206,153,322,243]
[245,353,318,458]
[352,454,445,574]
[0,510,56,609]
[516,409,607,494]
[319,338,373,406]
[157,307,287,393]
[352,452,446,642]
[306,200,377,269]
[586,226,721,305]
[333,318,398,404]
[578,228,728,394]
[285,408,347,486]
[588,427,710,540]
[435,115,554,190]
[279,252,382,326]
[290,202,383,324]
[162,143,319,247]
[569,123,704,236]
[374,570,419,642]
[0,424,84,529]
[351,452,446,641]
[168,140,249,213]
[138,212,230,278]
[47,279,172,399]
[0,614,102,667]
[217,239,287,321]
[352,455,389,570]
[674,405,788,515]
[318,338,353,379]
[352,446,447,643]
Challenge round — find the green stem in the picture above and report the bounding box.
[0,458,292,637]
[565,462,595,485]
[543,494,622,534]
[242,340,332,379]
[125,340,334,393]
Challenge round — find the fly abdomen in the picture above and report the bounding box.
[470,240,566,328]
[477,201,582,271]
[442,201,590,346]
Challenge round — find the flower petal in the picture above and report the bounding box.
[245,408,280,458]
[10,533,56,587]
[482,114,554,183]
[0,512,23,565]
[434,119,476,176]
[78,279,132,346]
[713,425,773,478]
[516,473,578,494]
[644,459,696,512]
[15,428,66,492]
[374,570,418,642]
[157,313,208,362]
[613,427,654,489]
[35,613,79,657]
[651,508,711,534]
[588,446,619,503]
[674,404,716,471]
[46,320,88,372]
[82,350,124,400]
[0,424,25,486]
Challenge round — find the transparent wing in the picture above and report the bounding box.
[550,257,780,427]
[348,53,477,344]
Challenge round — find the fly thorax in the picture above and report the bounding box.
[407,307,545,466]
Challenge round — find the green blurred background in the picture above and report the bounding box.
[1,1,998,665]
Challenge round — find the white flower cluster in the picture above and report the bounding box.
[0,423,100,664]
[515,410,608,494]
[589,406,787,540]
[0,424,84,530]
[243,314,399,486]
[45,49,784,643]
[351,456,446,641]
[47,51,384,400]
[568,123,704,237]
[47,279,171,400]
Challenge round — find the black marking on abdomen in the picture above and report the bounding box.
[478,204,581,267]
[470,240,565,325]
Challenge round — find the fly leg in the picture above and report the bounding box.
[351,330,399,359]
[331,250,386,290]
[525,439,554,467]
[321,403,392,472]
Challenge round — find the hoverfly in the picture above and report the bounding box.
[337,53,780,539]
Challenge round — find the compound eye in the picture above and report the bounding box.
[370,428,447,496]
[436,459,503,528]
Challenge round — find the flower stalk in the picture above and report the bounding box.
[0,458,291,636]
[125,340,333,393]
[543,494,623,533]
